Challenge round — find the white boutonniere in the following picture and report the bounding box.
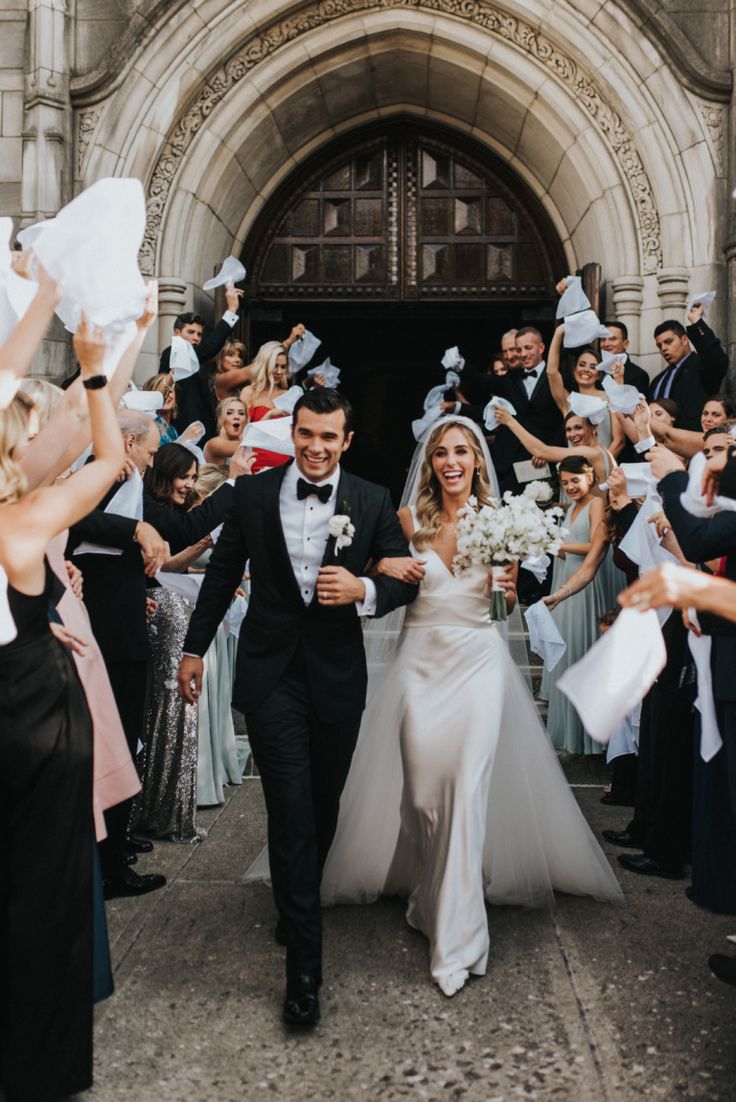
[328,513,355,555]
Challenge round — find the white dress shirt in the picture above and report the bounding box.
[522,360,545,399]
[279,462,377,614]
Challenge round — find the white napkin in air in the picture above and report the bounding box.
[596,353,627,376]
[308,358,341,388]
[686,290,716,315]
[273,386,304,414]
[441,346,465,372]
[600,462,658,497]
[423,370,461,413]
[569,391,608,426]
[170,334,200,382]
[202,257,245,292]
[524,600,566,671]
[680,449,736,518]
[556,275,590,319]
[563,310,602,348]
[601,374,642,415]
[155,571,204,604]
[243,414,295,456]
[288,330,321,371]
[557,608,666,744]
[483,396,516,432]
[121,390,163,414]
[520,554,551,584]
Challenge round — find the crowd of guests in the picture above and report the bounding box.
[3,238,736,1102]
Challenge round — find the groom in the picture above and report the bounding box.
[179,388,417,1027]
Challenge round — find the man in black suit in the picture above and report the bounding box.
[67,411,237,897]
[600,320,650,393]
[649,315,728,431]
[455,326,565,493]
[158,282,243,438]
[179,389,417,1027]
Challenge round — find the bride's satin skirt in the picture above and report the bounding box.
[321,620,623,984]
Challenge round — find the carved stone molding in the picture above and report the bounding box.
[76,107,102,177]
[698,103,726,177]
[137,0,663,276]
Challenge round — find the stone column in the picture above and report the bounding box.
[21,0,72,225]
[611,275,644,355]
[157,279,188,354]
[655,267,690,317]
[724,236,736,384]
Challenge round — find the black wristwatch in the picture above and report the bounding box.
[82,374,108,390]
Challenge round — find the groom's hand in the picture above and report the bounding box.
[316,566,365,606]
[179,655,204,704]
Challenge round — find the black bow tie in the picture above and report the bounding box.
[297,477,332,504]
[524,368,539,377]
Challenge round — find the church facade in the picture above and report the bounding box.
[2,0,733,380]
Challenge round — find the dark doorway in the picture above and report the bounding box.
[248,300,557,502]
[240,117,565,501]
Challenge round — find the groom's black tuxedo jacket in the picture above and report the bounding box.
[184,463,418,722]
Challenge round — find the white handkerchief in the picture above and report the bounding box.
[243,415,295,456]
[273,386,304,414]
[520,554,551,584]
[412,404,444,442]
[569,391,608,426]
[687,290,716,315]
[423,369,461,413]
[441,346,465,372]
[24,178,148,332]
[556,276,591,319]
[618,494,678,572]
[178,440,206,467]
[688,622,722,761]
[75,468,144,556]
[557,608,666,744]
[288,330,321,371]
[223,593,248,638]
[600,461,657,497]
[121,390,163,414]
[524,600,566,671]
[307,358,341,388]
[180,421,205,445]
[4,267,38,322]
[202,256,246,292]
[15,218,53,250]
[680,449,736,518]
[601,374,642,415]
[483,396,516,431]
[0,564,17,645]
[598,326,613,339]
[170,334,200,382]
[597,353,627,376]
[563,310,601,348]
[0,370,20,410]
[155,571,205,604]
[606,705,640,764]
[102,320,139,380]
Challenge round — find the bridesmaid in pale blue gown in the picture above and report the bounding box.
[539,456,609,754]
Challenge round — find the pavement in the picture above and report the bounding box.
[92,752,736,1102]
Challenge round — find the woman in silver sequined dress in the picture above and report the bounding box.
[135,444,209,842]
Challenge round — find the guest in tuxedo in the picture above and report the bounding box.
[179,388,418,1027]
[649,317,728,431]
[458,326,565,493]
[67,411,236,897]
[600,321,650,393]
[158,282,243,438]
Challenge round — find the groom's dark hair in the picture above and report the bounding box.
[293,388,354,434]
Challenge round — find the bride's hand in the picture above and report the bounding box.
[375,556,426,583]
[490,565,517,604]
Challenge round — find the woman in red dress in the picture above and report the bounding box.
[240,341,292,473]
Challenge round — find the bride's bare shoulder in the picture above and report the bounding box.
[397,505,415,541]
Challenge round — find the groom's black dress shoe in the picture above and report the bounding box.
[274,918,288,946]
[125,834,154,854]
[602,829,641,849]
[708,954,736,987]
[104,866,167,899]
[283,974,321,1028]
[617,854,684,880]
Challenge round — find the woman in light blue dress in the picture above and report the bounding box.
[539,456,609,754]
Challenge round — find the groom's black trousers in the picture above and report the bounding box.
[245,644,362,984]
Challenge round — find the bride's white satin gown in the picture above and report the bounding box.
[321,536,623,996]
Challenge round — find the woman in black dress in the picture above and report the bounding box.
[0,319,124,1101]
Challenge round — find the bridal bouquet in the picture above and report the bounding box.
[453,483,567,621]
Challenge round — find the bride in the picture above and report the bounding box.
[319,416,623,997]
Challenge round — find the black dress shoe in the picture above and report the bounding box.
[602,829,641,848]
[708,954,736,986]
[617,853,684,880]
[125,835,154,854]
[283,974,321,1028]
[274,918,288,946]
[123,851,138,865]
[104,866,167,899]
[600,794,635,807]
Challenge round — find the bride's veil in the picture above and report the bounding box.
[364,416,531,685]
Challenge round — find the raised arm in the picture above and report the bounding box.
[546,324,569,414]
[493,406,591,465]
[659,468,736,563]
[686,305,728,392]
[0,257,62,381]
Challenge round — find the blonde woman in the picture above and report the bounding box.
[239,341,291,472]
[320,416,623,999]
[203,396,250,470]
[213,339,248,400]
[143,372,178,443]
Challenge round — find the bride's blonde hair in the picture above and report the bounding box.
[412,420,493,549]
[0,393,32,507]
